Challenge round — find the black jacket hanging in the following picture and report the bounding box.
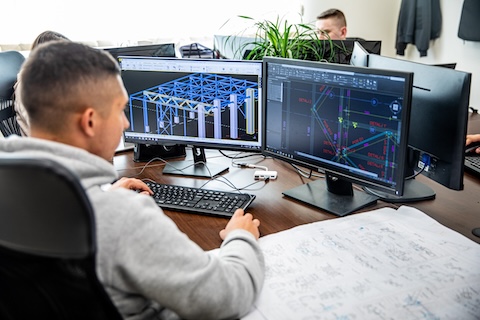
[396,0,442,57]
[458,0,480,41]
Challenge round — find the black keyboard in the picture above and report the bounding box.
[145,181,256,217]
[465,156,480,178]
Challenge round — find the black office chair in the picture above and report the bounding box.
[0,156,123,320]
[0,50,25,137]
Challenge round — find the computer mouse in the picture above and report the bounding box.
[465,141,480,155]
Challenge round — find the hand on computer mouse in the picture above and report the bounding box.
[465,142,480,155]
[466,134,480,155]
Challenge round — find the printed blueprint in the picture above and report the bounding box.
[243,206,480,320]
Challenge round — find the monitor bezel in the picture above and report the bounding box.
[104,43,176,59]
[119,56,264,153]
[261,56,414,197]
[349,41,370,67]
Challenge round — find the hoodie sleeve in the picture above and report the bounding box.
[91,187,265,320]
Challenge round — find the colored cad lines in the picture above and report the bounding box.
[288,81,403,182]
[128,73,258,141]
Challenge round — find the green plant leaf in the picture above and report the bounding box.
[221,15,351,62]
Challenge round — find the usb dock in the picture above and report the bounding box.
[254,170,278,180]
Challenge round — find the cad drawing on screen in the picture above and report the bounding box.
[127,73,258,145]
[262,56,413,216]
[120,57,263,177]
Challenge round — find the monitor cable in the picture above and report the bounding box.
[405,153,430,180]
[219,150,265,160]
[290,162,325,179]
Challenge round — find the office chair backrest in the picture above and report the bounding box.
[0,51,25,137]
[0,156,123,320]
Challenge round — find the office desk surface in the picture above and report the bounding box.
[113,112,480,249]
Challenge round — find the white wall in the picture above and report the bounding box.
[0,0,302,44]
[402,0,480,111]
[302,0,480,109]
[302,0,402,57]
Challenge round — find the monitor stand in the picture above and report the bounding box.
[363,147,436,203]
[282,173,378,217]
[363,179,436,203]
[162,146,229,178]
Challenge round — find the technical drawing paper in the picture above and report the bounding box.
[243,206,480,320]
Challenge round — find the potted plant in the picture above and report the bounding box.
[218,15,350,63]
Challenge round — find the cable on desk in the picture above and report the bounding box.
[219,150,265,160]
[126,156,168,178]
[290,162,325,179]
[127,149,250,179]
[288,162,363,192]
[130,155,268,194]
[198,174,270,192]
[234,163,269,171]
[230,152,267,167]
[121,156,216,182]
[132,155,226,179]
[230,152,274,179]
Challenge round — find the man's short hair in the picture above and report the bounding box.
[316,8,347,27]
[20,41,121,132]
[31,30,70,50]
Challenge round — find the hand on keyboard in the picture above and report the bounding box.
[112,177,153,195]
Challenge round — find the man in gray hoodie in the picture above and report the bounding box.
[0,40,264,320]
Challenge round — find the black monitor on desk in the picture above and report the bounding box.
[262,57,414,216]
[306,39,381,64]
[119,56,263,177]
[104,43,176,60]
[364,54,471,201]
[349,41,370,67]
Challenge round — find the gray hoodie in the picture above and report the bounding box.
[0,136,264,320]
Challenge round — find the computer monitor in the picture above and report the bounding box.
[366,54,471,201]
[105,43,176,60]
[262,57,414,216]
[307,39,381,64]
[434,63,457,69]
[349,41,370,67]
[119,56,263,177]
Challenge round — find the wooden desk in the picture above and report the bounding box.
[113,112,480,249]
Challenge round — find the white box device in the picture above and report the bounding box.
[254,170,278,180]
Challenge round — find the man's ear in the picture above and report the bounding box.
[340,26,347,39]
[79,108,96,137]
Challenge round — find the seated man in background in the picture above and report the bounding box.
[14,30,70,137]
[0,41,264,320]
[316,8,348,40]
